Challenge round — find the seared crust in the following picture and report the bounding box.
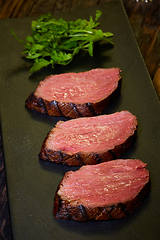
[39,134,134,166]
[25,93,111,118]
[54,180,150,221]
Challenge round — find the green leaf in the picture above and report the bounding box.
[25,52,42,59]
[88,41,93,56]
[95,10,102,22]
[32,44,44,51]
[104,32,114,37]
[13,10,114,73]
[26,36,34,43]
[30,59,51,73]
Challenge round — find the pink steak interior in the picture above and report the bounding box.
[35,68,120,104]
[57,159,149,207]
[46,111,137,154]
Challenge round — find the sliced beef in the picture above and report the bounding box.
[25,68,121,118]
[54,159,149,221]
[40,111,137,166]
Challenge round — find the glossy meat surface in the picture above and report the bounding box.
[46,111,137,154]
[57,159,149,208]
[35,68,120,104]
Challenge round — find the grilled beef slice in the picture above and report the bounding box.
[25,68,121,118]
[54,159,149,221]
[39,111,137,166]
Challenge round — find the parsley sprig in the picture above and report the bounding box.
[22,10,113,73]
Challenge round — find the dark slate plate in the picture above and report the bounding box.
[0,0,160,239]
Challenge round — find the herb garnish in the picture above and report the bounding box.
[20,10,113,73]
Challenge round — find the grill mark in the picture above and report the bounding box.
[37,97,45,107]
[65,204,72,220]
[58,151,64,162]
[75,154,82,165]
[107,205,115,219]
[50,100,62,115]
[26,92,34,103]
[94,153,103,164]
[86,102,97,115]
[57,195,63,215]
[70,103,82,117]
[58,200,72,220]
[45,149,57,161]
[118,203,129,216]
[78,205,88,220]
[37,97,47,113]
[42,148,49,160]
[108,203,128,219]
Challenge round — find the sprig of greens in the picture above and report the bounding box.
[20,10,113,73]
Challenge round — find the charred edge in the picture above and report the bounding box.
[56,197,72,220]
[38,149,44,160]
[62,200,73,220]
[66,209,72,220]
[78,205,88,220]
[118,203,129,216]
[37,97,47,113]
[75,154,83,165]
[94,153,103,164]
[25,93,36,108]
[50,100,63,115]
[109,150,117,159]
[58,151,64,163]
[54,193,62,217]
[108,203,128,219]
[25,92,34,104]
[44,149,55,161]
[70,103,82,117]
[86,102,97,116]
[107,205,115,219]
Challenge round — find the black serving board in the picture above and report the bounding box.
[0,0,160,239]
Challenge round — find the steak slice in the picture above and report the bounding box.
[54,159,149,221]
[40,111,137,166]
[25,68,121,118]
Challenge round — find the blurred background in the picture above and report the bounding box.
[0,0,159,239]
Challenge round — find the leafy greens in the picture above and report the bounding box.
[21,10,113,73]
